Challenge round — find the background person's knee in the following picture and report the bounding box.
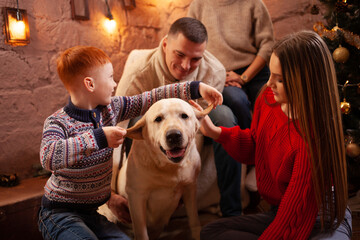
[208,105,237,127]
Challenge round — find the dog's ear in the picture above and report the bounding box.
[193,104,213,120]
[125,117,146,140]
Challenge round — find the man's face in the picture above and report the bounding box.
[162,33,206,80]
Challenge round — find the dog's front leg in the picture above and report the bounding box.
[183,183,201,240]
[128,191,149,240]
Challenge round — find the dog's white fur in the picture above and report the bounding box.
[109,99,212,240]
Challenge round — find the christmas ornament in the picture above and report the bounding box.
[332,25,340,31]
[340,80,351,114]
[341,99,351,114]
[346,142,360,158]
[333,45,350,63]
[313,22,360,49]
[335,1,348,12]
[0,174,19,187]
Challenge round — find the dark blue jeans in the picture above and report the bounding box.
[38,206,130,240]
[208,105,242,217]
[223,65,270,129]
[201,206,352,239]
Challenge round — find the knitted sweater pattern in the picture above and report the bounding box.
[40,81,199,209]
[188,0,274,71]
[217,87,318,239]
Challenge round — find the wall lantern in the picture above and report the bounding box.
[104,0,116,33]
[2,2,30,46]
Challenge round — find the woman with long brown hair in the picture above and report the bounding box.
[192,30,352,239]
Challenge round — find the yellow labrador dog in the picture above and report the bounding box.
[119,99,212,240]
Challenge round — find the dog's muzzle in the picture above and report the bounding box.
[160,129,186,163]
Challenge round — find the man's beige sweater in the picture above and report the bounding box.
[188,0,274,71]
[116,38,226,109]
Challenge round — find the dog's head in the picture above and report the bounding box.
[125,99,212,164]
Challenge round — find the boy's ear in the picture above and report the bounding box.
[84,77,95,92]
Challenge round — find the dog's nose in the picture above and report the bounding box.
[166,130,182,147]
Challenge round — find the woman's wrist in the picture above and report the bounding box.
[208,124,221,140]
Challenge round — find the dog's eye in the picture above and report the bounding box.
[154,116,162,122]
[181,113,188,119]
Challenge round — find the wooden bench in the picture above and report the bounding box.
[0,176,47,240]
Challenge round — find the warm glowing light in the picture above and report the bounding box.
[3,7,30,46]
[9,15,26,40]
[104,18,117,33]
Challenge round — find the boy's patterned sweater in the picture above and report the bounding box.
[40,81,200,209]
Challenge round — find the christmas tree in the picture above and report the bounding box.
[313,0,360,197]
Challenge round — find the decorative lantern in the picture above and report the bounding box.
[104,0,116,33]
[2,4,30,46]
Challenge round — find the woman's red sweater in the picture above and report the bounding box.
[217,87,318,239]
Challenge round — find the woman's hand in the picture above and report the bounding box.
[189,100,222,140]
[225,71,242,88]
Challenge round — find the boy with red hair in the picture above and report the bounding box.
[38,45,222,240]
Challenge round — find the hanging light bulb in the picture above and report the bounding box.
[104,18,117,33]
[9,13,26,39]
[104,0,116,33]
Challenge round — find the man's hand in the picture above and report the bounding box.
[198,82,223,107]
[103,126,127,148]
[107,191,131,224]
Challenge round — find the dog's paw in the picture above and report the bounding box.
[97,204,118,223]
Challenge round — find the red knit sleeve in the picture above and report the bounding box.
[215,88,267,165]
[216,126,256,165]
[259,139,318,240]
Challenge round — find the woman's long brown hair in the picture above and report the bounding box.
[273,31,347,229]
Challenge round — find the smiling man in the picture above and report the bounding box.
[116,17,225,108]
[111,17,243,220]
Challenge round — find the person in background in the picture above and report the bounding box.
[37,45,222,240]
[191,30,352,239]
[188,0,275,211]
[111,17,243,218]
[188,0,274,128]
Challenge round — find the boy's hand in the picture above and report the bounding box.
[103,126,127,148]
[199,82,223,107]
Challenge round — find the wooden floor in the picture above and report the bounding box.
[1,177,360,239]
[157,199,360,240]
[353,211,360,240]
